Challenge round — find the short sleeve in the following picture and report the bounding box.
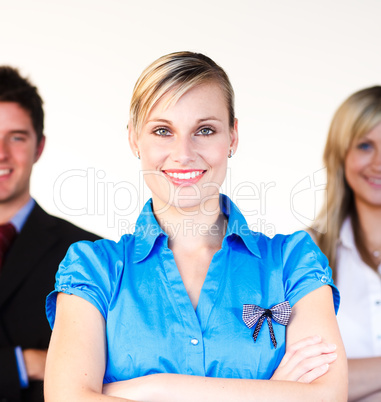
[281,231,340,313]
[46,239,123,329]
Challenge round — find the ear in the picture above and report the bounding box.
[230,118,239,154]
[128,121,139,157]
[34,135,46,163]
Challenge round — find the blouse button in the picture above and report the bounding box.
[320,275,329,284]
[190,338,199,345]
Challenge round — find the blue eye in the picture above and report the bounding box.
[154,128,170,136]
[357,142,372,151]
[11,134,27,142]
[197,127,214,136]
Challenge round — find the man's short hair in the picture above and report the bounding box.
[0,66,44,143]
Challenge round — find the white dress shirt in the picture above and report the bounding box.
[336,217,381,358]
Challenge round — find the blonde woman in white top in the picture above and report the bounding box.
[313,86,381,401]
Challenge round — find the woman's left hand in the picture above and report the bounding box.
[270,335,337,383]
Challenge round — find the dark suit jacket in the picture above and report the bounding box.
[0,203,100,402]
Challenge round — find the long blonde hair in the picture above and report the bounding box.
[314,86,381,276]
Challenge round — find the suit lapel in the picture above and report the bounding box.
[0,204,59,309]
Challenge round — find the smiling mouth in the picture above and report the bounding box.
[163,170,206,181]
[165,171,204,180]
[367,177,381,186]
[0,168,11,177]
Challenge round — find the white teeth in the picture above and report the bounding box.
[0,169,11,176]
[166,171,203,180]
[369,177,381,185]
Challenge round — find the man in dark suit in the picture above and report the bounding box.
[0,67,100,402]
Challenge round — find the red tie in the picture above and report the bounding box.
[0,223,17,270]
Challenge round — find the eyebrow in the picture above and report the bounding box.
[146,117,222,125]
[357,135,373,142]
[9,130,30,135]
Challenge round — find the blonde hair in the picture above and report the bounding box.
[129,51,235,135]
[314,86,381,276]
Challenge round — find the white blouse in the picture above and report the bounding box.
[336,217,381,358]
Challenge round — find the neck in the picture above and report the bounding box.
[0,195,31,225]
[152,196,227,251]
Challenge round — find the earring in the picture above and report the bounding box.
[135,150,140,160]
[228,149,234,158]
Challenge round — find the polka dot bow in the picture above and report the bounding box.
[242,301,291,348]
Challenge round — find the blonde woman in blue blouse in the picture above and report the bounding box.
[44,51,347,401]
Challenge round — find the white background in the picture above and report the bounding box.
[0,0,380,240]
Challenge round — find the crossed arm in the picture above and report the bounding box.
[347,357,381,401]
[44,285,348,402]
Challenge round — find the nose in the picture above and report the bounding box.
[0,138,9,161]
[372,147,381,171]
[170,135,196,165]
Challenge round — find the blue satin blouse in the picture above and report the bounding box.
[46,194,339,382]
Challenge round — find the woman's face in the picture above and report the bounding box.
[345,122,381,209]
[131,82,238,214]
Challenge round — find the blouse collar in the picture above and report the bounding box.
[338,216,355,251]
[132,194,262,263]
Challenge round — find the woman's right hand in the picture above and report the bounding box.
[270,335,338,383]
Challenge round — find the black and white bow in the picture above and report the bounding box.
[242,301,291,348]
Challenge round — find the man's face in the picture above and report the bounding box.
[0,102,44,209]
